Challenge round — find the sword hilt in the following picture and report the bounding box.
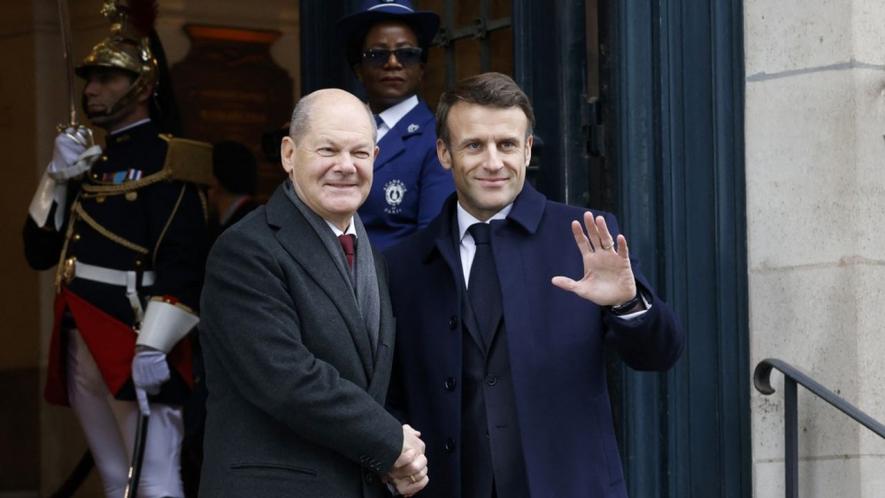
[55,123,95,149]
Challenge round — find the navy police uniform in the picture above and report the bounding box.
[359,100,453,250]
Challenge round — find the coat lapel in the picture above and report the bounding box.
[374,101,435,171]
[424,195,487,352]
[375,131,405,170]
[265,187,374,378]
[423,188,548,355]
[367,252,395,400]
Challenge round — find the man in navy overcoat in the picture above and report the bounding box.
[385,72,685,498]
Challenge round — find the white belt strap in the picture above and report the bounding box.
[74,261,156,287]
[73,261,156,323]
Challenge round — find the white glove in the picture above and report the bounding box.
[48,127,101,181]
[28,169,68,230]
[132,349,170,415]
[29,127,101,229]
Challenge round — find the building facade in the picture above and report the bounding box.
[1,0,884,496]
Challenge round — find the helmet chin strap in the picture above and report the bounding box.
[82,75,151,125]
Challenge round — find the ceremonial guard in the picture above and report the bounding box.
[23,1,210,497]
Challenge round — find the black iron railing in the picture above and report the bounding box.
[753,358,885,498]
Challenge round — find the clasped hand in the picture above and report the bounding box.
[551,211,637,306]
[386,424,429,496]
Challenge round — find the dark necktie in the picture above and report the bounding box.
[467,223,503,346]
[374,114,384,128]
[338,234,356,269]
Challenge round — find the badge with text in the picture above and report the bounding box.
[384,179,407,214]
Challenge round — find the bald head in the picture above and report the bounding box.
[280,88,379,231]
[289,88,377,145]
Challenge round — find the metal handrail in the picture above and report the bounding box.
[753,358,885,498]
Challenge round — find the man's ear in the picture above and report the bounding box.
[524,133,534,167]
[436,138,452,170]
[136,83,154,104]
[280,136,296,174]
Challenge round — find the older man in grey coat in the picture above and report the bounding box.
[199,89,428,497]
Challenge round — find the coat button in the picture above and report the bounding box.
[444,438,455,453]
[486,375,498,386]
[444,377,456,391]
[448,316,458,330]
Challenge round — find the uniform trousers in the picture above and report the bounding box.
[66,328,185,498]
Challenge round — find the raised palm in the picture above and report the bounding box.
[551,212,637,306]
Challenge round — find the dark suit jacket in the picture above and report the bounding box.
[385,184,685,498]
[199,185,402,498]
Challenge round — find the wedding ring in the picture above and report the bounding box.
[408,474,417,483]
[601,241,614,250]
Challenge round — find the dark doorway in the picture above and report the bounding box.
[299,1,750,496]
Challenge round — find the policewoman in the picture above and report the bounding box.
[338,0,455,250]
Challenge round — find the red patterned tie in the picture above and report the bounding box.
[338,234,356,268]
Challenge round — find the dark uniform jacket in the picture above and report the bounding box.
[23,120,207,405]
[358,99,454,250]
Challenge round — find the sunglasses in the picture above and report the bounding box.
[361,47,424,67]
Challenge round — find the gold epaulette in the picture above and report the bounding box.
[80,134,213,197]
[159,134,213,186]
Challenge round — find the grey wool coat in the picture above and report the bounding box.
[198,183,403,498]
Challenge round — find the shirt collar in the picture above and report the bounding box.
[325,218,358,238]
[110,118,151,136]
[456,201,513,242]
[376,95,419,130]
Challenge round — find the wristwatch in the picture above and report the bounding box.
[608,290,646,316]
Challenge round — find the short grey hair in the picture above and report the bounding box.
[288,91,377,145]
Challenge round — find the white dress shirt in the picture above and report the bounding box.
[325,218,358,238]
[374,95,419,142]
[456,202,512,288]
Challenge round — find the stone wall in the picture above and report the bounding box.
[745,0,885,496]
